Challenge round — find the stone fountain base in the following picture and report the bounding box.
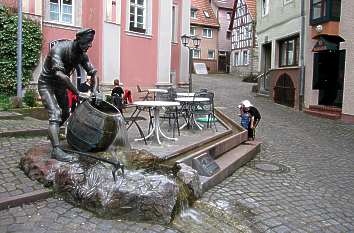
[19,144,200,224]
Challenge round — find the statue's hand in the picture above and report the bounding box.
[92,91,105,105]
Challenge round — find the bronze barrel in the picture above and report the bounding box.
[67,100,123,152]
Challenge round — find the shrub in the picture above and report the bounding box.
[23,89,38,107]
[0,95,12,111]
[0,6,42,96]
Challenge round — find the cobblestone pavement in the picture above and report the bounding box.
[193,74,354,232]
[0,198,179,233]
[1,74,354,232]
[0,136,49,198]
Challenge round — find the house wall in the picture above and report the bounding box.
[304,0,354,123]
[178,0,191,85]
[120,0,159,93]
[339,0,354,123]
[230,46,258,77]
[256,0,301,70]
[192,26,218,72]
[156,0,173,86]
[217,8,232,51]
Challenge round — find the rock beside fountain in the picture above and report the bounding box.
[20,145,179,224]
[55,164,179,224]
[177,163,202,199]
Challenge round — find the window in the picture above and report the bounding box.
[203,10,210,18]
[190,26,196,36]
[191,9,197,19]
[279,36,299,67]
[203,28,212,38]
[129,0,146,33]
[242,50,249,65]
[233,52,240,66]
[192,49,201,59]
[49,0,73,24]
[262,0,269,16]
[208,50,215,59]
[171,5,178,42]
[310,0,341,25]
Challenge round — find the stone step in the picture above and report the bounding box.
[308,105,342,113]
[304,108,341,120]
[200,141,261,192]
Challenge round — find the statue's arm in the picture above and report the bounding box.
[81,54,99,92]
[51,52,80,95]
[55,70,80,96]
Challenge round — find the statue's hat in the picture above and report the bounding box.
[76,28,95,40]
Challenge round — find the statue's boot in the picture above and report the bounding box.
[51,147,75,162]
[48,122,74,162]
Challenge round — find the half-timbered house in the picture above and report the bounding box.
[228,0,257,77]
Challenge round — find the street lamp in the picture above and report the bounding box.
[181,34,201,92]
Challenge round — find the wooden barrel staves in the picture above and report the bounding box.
[67,100,125,152]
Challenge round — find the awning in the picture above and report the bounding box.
[312,35,344,52]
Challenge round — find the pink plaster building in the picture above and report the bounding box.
[1,0,191,97]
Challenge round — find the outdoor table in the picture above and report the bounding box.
[133,101,180,144]
[175,97,210,130]
[147,88,168,100]
[176,92,195,97]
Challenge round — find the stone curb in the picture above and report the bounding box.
[0,112,24,120]
[0,128,48,138]
[0,189,52,210]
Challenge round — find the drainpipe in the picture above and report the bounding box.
[299,0,306,110]
[17,0,23,98]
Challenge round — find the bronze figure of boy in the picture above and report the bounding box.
[38,28,99,162]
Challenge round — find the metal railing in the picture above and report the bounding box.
[256,70,271,94]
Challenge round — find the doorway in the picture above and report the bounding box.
[313,50,345,107]
[260,43,272,91]
[274,73,295,108]
[218,51,230,73]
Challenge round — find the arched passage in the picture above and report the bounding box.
[274,73,295,108]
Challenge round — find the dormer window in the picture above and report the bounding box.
[191,9,197,19]
[204,10,210,18]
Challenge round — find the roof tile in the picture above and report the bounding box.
[191,0,219,28]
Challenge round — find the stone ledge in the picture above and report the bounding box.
[0,189,52,210]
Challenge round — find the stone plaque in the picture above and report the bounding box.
[192,153,220,177]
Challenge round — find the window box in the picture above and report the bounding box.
[310,0,341,26]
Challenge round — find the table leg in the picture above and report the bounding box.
[154,107,161,144]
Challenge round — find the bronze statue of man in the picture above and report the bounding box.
[38,28,99,162]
